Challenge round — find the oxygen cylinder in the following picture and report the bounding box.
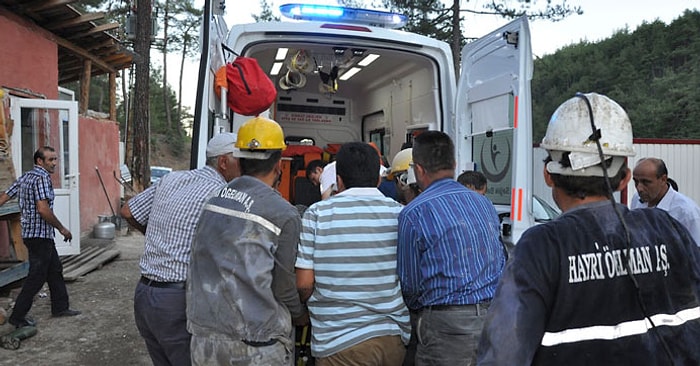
[1,326,38,350]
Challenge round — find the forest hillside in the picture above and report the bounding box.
[532,10,700,141]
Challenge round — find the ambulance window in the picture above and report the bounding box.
[368,128,386,156]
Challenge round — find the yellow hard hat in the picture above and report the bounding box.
[235,117,286,152]
[388,148,412,180]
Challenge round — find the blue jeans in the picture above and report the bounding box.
[134,281,191,366]
[415,303,490,366]
[10,238,69,322]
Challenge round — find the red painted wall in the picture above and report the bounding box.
[1,9,122,237]
[0,9,58,99]
[78,116,121,237]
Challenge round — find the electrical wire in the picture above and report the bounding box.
[574,92,675,364]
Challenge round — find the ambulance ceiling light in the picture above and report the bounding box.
[275,48,289,61]
[270,62,284,76]
[279,3,408,29]
[358,53,379,67]
[339,67,362,81]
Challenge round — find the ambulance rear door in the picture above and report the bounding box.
[454,16,534,247]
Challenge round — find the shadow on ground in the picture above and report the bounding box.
[0,231,150,366]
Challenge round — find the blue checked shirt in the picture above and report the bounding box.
[5,165,56,239]
[128,165,226,282]
[397,178,506,310]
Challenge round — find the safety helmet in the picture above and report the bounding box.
[235,117,286,159]
[540,92,635,177]
[388,148,412,180]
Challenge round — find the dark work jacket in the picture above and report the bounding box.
[187,176,303,349]
[478,201,700,365]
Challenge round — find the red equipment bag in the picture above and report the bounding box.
[215,57,277,116]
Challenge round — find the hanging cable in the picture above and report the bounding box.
[574,92,675,365]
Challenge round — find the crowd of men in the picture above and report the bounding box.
[5,91,698,365]
[127,92,700,365]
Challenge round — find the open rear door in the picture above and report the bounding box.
[191,0,230,169]
[455,16,534,247]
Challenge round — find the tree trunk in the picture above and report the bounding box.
[177,37,187,126]
[451,0,461,78]
[162,0,172,129]
[132,0,152,191]
[122,67,130,164]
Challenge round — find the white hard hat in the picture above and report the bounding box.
[541,92,635,177]
[388,148,412,180]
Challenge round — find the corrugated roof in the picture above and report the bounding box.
[0,0,135,83]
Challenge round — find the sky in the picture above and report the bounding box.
[171,0,698,109]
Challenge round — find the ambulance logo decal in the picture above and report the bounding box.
[480,136,511,183]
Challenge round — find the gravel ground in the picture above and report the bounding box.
[0,231,151,366]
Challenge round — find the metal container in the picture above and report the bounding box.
[94,221,115,239]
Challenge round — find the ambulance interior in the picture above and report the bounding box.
[236,41,443,205]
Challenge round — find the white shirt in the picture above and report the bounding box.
[319,161,337,199]
[632,187,700,246]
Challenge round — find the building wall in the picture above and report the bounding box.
[78,116,121,237]
[0,8,58,99]
[1,9,123,238]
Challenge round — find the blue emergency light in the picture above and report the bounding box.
[279,3,407,29]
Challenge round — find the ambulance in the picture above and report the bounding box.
[191,1,535,246]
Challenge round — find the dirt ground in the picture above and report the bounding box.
[0,231,152,365]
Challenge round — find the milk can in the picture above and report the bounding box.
[94,215,116,239]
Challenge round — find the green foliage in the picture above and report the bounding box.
[383,0,457,44]
[62,75,113,115]
[533,10,700,140]
[253,0,280,22]
[114,68,189,157]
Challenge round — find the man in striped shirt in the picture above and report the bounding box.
[397,131,505,365]
[121,133,242,366]
[296,142,410,365]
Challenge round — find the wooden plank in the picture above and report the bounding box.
[60,246,100,267]
[63,249,120,282]
[62,247,107,274]
[8,219,26,261]
[61,246,102,269]
[0,262,29,288]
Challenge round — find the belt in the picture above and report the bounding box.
[424,300,491,314]
[139,276,186,290]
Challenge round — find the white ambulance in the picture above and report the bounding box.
[191,1,535,246]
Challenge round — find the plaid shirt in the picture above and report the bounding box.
[128,165,226,282]
[5,166,56,239]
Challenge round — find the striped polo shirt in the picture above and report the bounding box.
[296,187,410,358]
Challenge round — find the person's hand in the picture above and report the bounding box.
[292,311,309,326]
[60,228,72,242]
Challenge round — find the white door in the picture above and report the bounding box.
[455,16,534,246]
[9,98,80,255]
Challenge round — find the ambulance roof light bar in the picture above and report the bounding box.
[279,3,408,29]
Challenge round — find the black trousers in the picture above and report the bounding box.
[10,238,70,321]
